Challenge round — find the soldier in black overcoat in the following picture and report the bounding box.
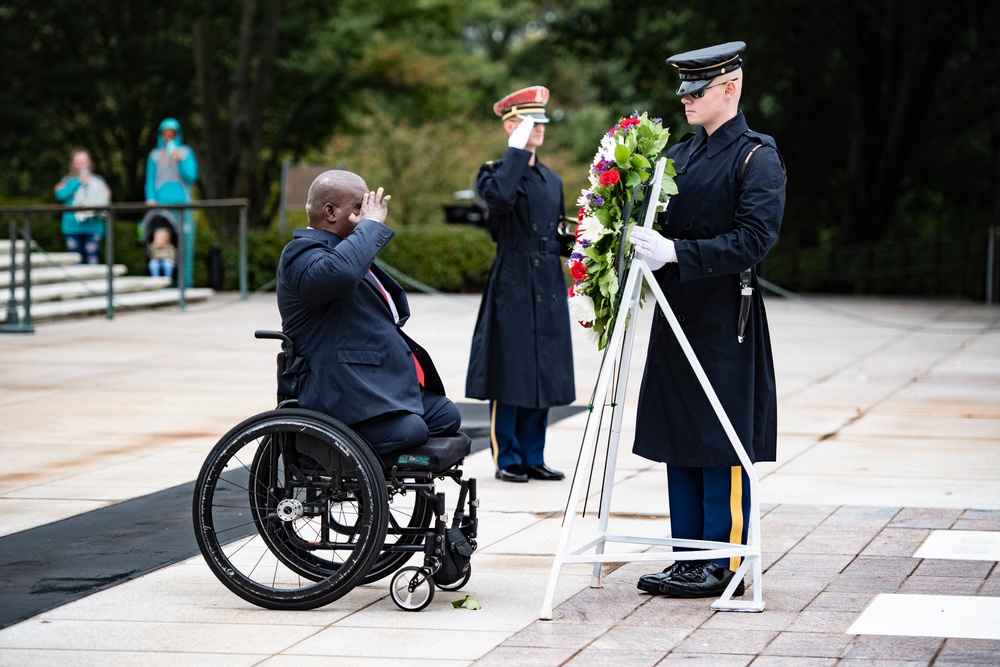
[629,42,786,598]
[466,86,576,483]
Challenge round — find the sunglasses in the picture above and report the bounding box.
[687,77,739,99]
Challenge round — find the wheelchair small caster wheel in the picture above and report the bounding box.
[435,565,471,591]
[390,566,434,611]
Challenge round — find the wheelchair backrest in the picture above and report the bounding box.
[254,330,298,405]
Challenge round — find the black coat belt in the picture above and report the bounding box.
[497,237,561,254]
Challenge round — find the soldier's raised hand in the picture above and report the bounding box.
[508,117,535,150]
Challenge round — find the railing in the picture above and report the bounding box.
[1,199,249,334]
[765,227,999,301]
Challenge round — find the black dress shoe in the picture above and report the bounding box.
[637,560,699,593]
[660,561,745,598]
[524,464,565,481]
[495,466,529,483]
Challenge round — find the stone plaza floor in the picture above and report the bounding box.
[0,291,998,665]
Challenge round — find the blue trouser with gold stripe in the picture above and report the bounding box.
[667,464,751,572]
[489,400,548,470]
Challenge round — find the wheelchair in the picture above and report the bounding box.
[192,330,478,612]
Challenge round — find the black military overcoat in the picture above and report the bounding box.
[633,111,785,467]
[465,147,576,409]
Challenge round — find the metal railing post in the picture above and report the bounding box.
[4,219,19,325]
[105,209,115,320]
[239,205,248,300]
[176,208,186,312]
[22,215,32,328]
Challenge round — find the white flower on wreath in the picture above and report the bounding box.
[576,215,603,245]
[568,293,596,324]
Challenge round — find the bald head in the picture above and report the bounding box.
[306,170,368,228]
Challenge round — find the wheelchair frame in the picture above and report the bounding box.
[191,330,478,612]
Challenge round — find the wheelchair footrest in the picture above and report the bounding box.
[381,432,472,473]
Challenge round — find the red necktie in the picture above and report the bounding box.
[369,270,424,387]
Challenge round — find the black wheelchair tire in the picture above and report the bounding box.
[192,409,388,610]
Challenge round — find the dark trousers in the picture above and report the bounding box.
[489,400,548,470]
[666,464,751,572]
[352,390,461,455]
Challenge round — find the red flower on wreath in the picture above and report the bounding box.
[619,117,641,130]
[567,284,575,297]
[577,206,587,221]
[569,261,588,282]
[599,169,620,186]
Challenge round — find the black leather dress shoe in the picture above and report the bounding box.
[524,464,565,481]
[495,466,529,483]
[660,561,745,598]
[637,560,699,593]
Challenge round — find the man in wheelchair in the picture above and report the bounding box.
[187,169,476,612]
[275,169,462,456]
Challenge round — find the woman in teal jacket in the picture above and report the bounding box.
[145,118,198,284]
[54,149,111,264]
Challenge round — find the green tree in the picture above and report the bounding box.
[0,1,196,202]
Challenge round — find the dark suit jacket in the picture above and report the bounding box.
[276,222,444,425]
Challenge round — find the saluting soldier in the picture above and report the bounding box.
[629,42,786,598]
[466,86,575,483]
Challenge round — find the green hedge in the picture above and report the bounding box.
[219,223,497,294]
[376,225,495,293]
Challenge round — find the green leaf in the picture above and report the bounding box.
[452,595,481,610]
[660,174,678,197]
[625,171,642,188]
[614,143,630,167]
[630,154,650,170]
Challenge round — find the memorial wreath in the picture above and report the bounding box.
[566,112,677,349]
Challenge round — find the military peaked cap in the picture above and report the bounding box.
[666,41,746,96]
[493,85,550,123]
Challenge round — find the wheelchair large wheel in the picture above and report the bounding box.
[248,435,435,586]
[193,409,388,610]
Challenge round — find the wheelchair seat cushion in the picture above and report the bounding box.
[381,432,472,472]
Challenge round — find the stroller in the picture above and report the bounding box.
[139,208,179,281]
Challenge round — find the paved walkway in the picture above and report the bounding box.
[0,291,998,665]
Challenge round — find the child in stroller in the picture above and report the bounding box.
[148,227,176,279]
[140,208,179,282]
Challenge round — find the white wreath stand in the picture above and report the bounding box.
[539,157,765,619]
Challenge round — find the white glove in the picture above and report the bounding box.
[507,117,535,149]
[630,226,677,271]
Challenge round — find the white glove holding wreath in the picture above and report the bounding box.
[630,226,677,271]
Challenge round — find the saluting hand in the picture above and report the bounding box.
[350,187,392,225]
[507,117,535,150]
